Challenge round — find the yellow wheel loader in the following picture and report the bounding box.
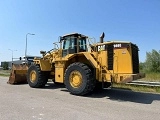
[9,32,145,95]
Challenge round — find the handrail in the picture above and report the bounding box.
[98,57,102,81]
[53,42,59,49]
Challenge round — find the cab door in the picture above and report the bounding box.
[62,36,77,57]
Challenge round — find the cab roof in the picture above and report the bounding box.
[62,33,88,38]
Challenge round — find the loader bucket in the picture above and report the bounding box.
[8,64,28,84]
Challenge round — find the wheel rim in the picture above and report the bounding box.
[30,70,37,83]
[69,70,82,88]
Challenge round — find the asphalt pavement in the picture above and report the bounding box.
[0,76,160,120]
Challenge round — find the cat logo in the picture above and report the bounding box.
[98,45,105,51]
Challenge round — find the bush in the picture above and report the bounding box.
[3,62,9,70]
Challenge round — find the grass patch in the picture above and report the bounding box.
[0,73,10,77]
[140,72,160,82]
[0,70,10,77]
[113,83,160,93]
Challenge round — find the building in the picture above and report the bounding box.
[1,55,41,69]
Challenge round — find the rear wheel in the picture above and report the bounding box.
[27,65,48,88]
[64,62,95,95]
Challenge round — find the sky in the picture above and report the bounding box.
[0,0,160,63]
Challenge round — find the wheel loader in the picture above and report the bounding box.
[8,32,145,95]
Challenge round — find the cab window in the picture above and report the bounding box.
[63,37,70,49]
[79,38,87,51]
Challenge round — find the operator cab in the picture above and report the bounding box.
[60,33,88,57]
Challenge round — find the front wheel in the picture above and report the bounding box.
[27,65,49,88]
[64,62,95,95]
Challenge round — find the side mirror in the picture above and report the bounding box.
[19,57,22,60]
[60,36,64,42]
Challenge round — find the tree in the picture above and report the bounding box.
[139,62,145,72]
[2,62,9,70]
[144,49,160,73]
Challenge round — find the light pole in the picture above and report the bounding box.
[8,49,17,63]
[25,33,35,62]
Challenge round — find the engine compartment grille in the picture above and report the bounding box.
[131,44,139,73]
[107,44,114,70]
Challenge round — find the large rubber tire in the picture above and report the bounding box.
[64,62,95,95]
[27,65,48,88]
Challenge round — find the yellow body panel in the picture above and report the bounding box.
[85,42,144,83]
[34,59,51,71]
[84,52,99,68]
[98,51,107,67]
[55,67,64,83]
[113,48,132,74]
[54,61,65,83]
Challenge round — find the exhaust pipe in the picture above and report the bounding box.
[100,32,105,43]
